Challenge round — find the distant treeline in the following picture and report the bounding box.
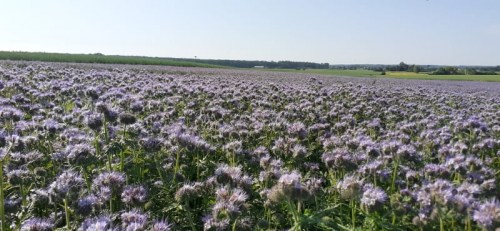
[171,58,330,69]
[0,51,220,68]
[330,62,500,75]
[0,51,330,70]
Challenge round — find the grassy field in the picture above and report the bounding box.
[1,51,499,82]
[256,68,380,77]
[257,69,500,82]
[385,71,500,82]
[0,51,222,68]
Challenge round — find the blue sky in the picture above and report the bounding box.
[1,0,499,65]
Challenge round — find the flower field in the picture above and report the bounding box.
[0,62,498,230]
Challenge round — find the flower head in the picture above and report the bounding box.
[21,218,54,231]
[361,184,387,210]
[121,185,148,206]
[151,219,172,231]
[473,199,500,229]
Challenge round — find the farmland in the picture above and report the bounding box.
[1,51,499,82]
[258,69,500,82]
[0,61,499,230]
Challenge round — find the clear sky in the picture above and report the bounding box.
[1,0,499,65]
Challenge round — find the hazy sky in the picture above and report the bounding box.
[1,0,499,65]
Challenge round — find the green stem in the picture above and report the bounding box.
[286,200,300,230]
[64,198,71,230]
[0,160,5,231]
[154,152,166,182]
[20,184,26,207]
[109,194,113,213]
[465,213,472,231]
[196,152,200,180]
[103,117,109,143]
[174,150,181,180]
[107,153,112,171]
[120,150,125,172]
[232,219,237,231]
[351,200,356,230]
[123,125,127,141]
[297,201,301,216]
[0,145,12,231]
[184,203,197,231]
[391,159,399,193]
[82,167,92,190]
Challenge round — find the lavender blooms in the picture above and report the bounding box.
[151,220,172,231]
[86,113,103,131]
[48,170,85,200]
[121,209,148,230]
[79,216,114,231]
[361,184,387,210]
[20,218,54,231]
[473,199,500,229]
[0,62,498,230]
[65,143,95,165]
[121,185,148,206]
[268,171,311,203]
[119,113,137,125]
[337,175,364,200]
[93,171,126,192]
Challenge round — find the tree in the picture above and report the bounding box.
[464,68,476,75]
[412,65,421,73]
[398,62,409,71]
[432,66,459,75]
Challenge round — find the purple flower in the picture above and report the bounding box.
[287,122,308,139]
[278,171,301,188]
[203,216,230,231]
[472,199,500,229]
[65,143,95,165]
[86,113,103,130]
[292,144,307,158]
[121,209,148,230]
[77,195,99,216]
[79,215,114,231]
[337,175,364,200]
[175,183,201,203]
[151,220,172,231]
[141,137,162,152]
[0,106,24,121]
[268,171,310,202]
[121,185,148,206]
[21,218,54,231]
[6,168,31,185]
[93,171,126,192]
[214,164,242,185]
[252,146,269,158]
[361,184,387,210]
[119,112,137,125]
[49,170,85,199]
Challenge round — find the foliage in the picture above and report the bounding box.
[0,51,221,68]
[0,51,330,70]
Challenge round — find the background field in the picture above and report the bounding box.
[1,51,499,82]
[257,69,500,82]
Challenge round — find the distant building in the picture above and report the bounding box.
[254,66,265,68]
